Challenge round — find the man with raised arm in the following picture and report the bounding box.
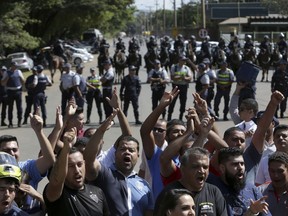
[140,87,179,198]
[84,110,154,216]
[44,127,109,216]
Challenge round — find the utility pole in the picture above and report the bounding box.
[156,0,159,36]
[174,0,177,28]
[163,0,166,35]
[202,0,206,29]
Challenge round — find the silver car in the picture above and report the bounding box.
[7,52,34,71]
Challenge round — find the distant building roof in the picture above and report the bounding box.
[219,17,248,25]
[219,15,288,26]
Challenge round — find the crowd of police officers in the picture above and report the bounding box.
[0,32,288,126]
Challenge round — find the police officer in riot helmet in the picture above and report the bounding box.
[244,35,254,50]
[174,34,185,53]
[277,32,288,61]
[147,35,157,53]
[99,38,110,56]
[228,35,241,52]
[259,35,271,54]
[116,37,126,53]
[218,37,226,50]
[129,37,140,53]
[161,35,171,50]
[188,35,197,53]
[201,35,211,60]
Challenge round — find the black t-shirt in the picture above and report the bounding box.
[44,184,109,216]
[154,181,228,216]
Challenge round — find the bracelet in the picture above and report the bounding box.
[247,207,259,216]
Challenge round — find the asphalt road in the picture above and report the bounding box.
[0,38,285,193]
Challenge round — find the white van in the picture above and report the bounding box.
[82,28,103,42]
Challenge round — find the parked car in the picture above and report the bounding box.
[64,44,94,61]
[69,51,88,65]
[7,52,34,71]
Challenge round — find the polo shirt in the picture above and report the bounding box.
[93,165,154,216]
[263,183,288,216]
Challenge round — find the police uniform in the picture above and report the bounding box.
[146,40,157,52]
[86,72,103,124]
[60,66,76,116]
[277,39,288,61]
[228,40,241,52]
[259,40,271,54]
[33,69,52,126]
[2,67,24,127]
[214,63,234,120]
[271,62,288,118]
[73,73,87,108]
[116,41,125,53]
[23,73,36,124]
[201,40,211,59]
[148,64,170,118]
[0,67,7,126]
[168,59,192,121]
[174,39,185,53]
[120,66,142,124]
[101,62,114,118]
[128,40,140,53]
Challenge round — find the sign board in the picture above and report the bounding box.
[199,28,208,39]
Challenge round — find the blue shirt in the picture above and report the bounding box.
[93,165,154,216]
[147,146,164,199]
[243,143,262,184]
[207,175,271,216]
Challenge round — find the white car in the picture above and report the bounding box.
[7,52,34,71]
[65,44,94,62]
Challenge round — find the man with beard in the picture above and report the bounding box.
[208,147,271,216]
[44,128,109,216]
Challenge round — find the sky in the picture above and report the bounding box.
[134,0,182,11]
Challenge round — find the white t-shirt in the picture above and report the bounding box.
[255,155,270,185]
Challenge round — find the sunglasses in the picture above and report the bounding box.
[153,127,166,133]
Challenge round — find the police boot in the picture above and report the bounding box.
[43,120,47,128]
[18,119,22,128]
[179,112,184,121]
[223,114,229,121]
[1,120,7,126]
[22,118,28,125]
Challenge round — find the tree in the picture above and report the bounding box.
[0,0,136,53]
[260,0,288,15]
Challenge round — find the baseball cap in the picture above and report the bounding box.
[219,60,228,65]
[129,65,137,71]
[179,55,187,61]
[202,58,210,64]
[1,66,7,71]
[76,63,84,69]
[103,59,112,65]
[198,63,206,69]
[36,65,44,71]
[90,67,96,72]
[155,59,161,64]
[63,63,72,68]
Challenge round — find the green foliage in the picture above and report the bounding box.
[0,0,136,53]
[260,0,288,15]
